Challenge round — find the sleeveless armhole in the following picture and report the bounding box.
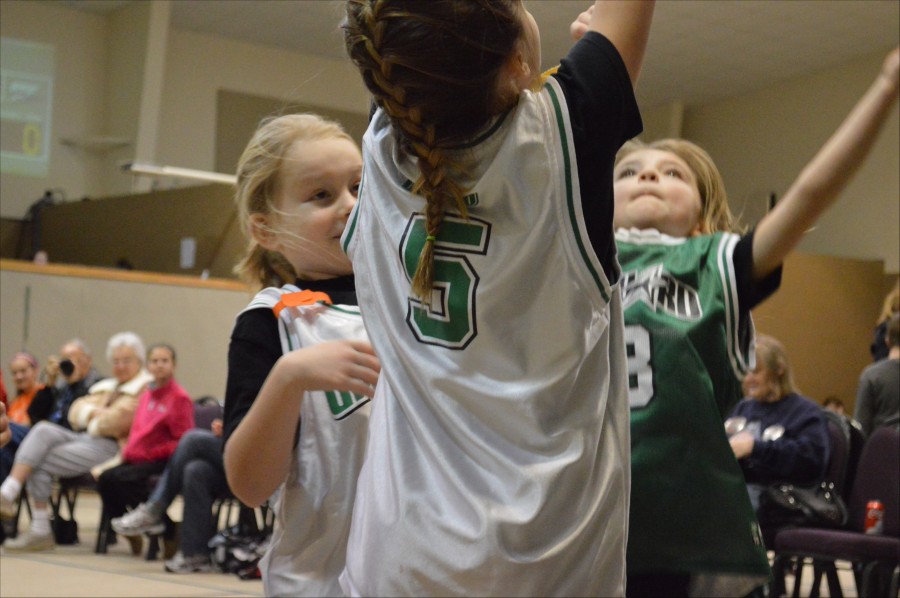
[342,165,365,258]
[716,233,753,379]
[542,76,613,304]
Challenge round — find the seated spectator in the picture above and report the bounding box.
[97,344,194,536]
[2,353,45,482]
[0,403,9,448]
[112,418,228,573]
[0,369,7,409]
[822,396,846,416]
[27,339,102,429]
[728,334,830,516]
[0,332,152,551]
[855,313,900,437]
[6,353,43,427]
[870,281,899,361]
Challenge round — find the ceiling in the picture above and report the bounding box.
[56,0,900,108]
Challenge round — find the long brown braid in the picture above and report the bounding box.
[344,0,522,300]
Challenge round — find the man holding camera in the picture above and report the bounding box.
[28,339,102,428]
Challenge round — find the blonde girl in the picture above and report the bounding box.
[222,113,380,597]
[613,47,899,596]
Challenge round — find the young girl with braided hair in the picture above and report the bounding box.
[612,47,899,596]
[222,113,380,596]
[340,2,654,595]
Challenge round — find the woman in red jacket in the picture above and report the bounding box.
[97,343,194,537]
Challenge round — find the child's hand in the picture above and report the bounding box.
[881,47,899,92]
[570,4,594,41]
[283,339,380,399]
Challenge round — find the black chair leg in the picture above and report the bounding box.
[145,533,161,560]
[822,561,843,598]
[5,489,30,540]
[791,558,804,598]
[805,560,823,598]
[771,554,788,597]
[95,505,111,553]
[888,564,899,598]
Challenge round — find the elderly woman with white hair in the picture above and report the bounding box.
[0,332,152,551]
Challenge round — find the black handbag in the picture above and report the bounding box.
[758,480,848,530]
[52,515,79,545]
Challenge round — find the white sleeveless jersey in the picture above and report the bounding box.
[341,77,630,596]
[241,285,371,598]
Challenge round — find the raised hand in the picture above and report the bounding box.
[570,4,594,41]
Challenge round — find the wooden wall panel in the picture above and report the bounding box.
[0,260,251,401]
[751,253,885,415]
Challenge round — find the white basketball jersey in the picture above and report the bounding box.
[242,285,371,598]
[341,78,630,596]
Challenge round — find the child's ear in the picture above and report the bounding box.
[505,44,533,92]
[249,213,278,251]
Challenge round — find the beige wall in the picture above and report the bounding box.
[0,1,110,212]
[2,251,886,420]
[683,52,900,274]
[0,0,370,219]
[641,50,899,274]
[0,260,252,401]
[751,253,887,416]
[156,27,370,181]
[2,1,895,274]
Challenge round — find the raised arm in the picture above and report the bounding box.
[587,0,655,86]
[752,47,900,281]
[224,339,379,507]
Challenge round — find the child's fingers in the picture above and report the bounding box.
[342,366,379,397]
[347,340,381,374]
[346,339,377,356]
[570,5,594,40]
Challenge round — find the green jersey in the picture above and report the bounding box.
[616,228,770,595]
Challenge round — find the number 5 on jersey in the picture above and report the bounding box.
[400,214,491,349]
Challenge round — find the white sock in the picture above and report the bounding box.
[31,508,51,536]
[0,477,21,503]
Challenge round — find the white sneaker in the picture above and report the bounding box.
[165,551,211,574]
[111,503,165,536]
[2,530,55,552]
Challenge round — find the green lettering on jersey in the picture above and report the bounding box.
[401,213,490,349]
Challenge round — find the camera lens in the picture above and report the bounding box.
[59,359,75,377]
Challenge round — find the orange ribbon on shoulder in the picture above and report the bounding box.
[273,290,332,317]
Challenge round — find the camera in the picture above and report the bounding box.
[59,359,75,377]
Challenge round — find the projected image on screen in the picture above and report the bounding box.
[1,38,54,178]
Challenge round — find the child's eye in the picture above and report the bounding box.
[351,182,361,197]
[664,169,683,179]
[310,190,331,202]
[616,167,637,179]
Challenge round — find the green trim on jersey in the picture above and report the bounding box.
[545,81,610,303]
[342,167,363,254]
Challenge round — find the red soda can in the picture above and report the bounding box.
[864,500,884,534]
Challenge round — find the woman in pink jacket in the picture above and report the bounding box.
[96,343,194,538]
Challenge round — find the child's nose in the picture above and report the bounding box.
[639,170,658,182]
[338,189,357,216]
